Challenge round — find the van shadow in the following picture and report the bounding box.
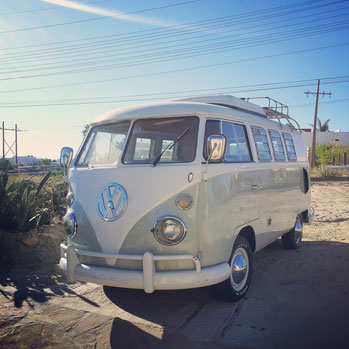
[104,239,349,348]
[0,265,99,309]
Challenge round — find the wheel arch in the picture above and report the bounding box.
[237,225,256,253]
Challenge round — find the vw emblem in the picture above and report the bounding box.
[97,183,127,222]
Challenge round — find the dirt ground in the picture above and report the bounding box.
[0,181,348,349]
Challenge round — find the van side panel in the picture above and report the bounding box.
[256,163,308,249]
[196,164,260,268]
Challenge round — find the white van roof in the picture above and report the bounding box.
[93,94,266,122]
[173,95,266,116]
[91,94,298,133]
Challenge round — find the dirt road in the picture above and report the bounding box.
[1,182,349,348]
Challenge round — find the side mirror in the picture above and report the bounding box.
[206,134,226,162]
[60,147,73,169]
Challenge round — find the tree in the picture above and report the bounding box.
[82,124,90,137]
[309,118,330,132]
[37,158,52,165]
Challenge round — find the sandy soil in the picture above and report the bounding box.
[305,182,349,243]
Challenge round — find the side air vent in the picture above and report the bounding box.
[302,168,310,194]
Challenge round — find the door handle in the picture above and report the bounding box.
[251,184,260,191]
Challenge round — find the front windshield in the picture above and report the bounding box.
[76,121,130,166]
[122,116,199,164]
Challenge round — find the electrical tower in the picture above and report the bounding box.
[304,80,332,168]
[0,122,25,165]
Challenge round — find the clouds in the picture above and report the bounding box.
[41,0,177,28]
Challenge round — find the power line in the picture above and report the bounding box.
[3,18,349,80]
[0,0,202,34]
[3,5,348,71]
[2,0,344,63]
[0,0,328,49]
[1,42,348,94]
[1,27,349,82]
[0,76,348,108]
[291,98,349,107]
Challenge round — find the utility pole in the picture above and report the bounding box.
[0,122,25,165]
[304,80,332,168]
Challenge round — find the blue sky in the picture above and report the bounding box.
[1,0,348,159]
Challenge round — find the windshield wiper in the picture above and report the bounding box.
[153,126,190,167]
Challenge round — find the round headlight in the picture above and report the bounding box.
[152,216,186,246]
[66,192,74,207]
[63,212,78,238]
[175,193,194,210]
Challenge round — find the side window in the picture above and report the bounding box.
[203,119,221,159]
[282,133,297,160]
[268,130,286,161]
[222,121,252,162]
[251,126,272,161]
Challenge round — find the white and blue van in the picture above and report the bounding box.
[60,95,313,301]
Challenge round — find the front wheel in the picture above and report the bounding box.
[213,235,253,301]
[282,214,303,249]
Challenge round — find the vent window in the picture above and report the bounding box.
[251,126,272,161]
[282,133,297,160]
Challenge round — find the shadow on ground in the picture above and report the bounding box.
[0,265,100,309]
[104,239,349,349]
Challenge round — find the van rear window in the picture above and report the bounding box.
[251,126,272,161]
[269,130,286,161]
[282,133,297,160]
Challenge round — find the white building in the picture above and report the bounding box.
[301,131,349,148]
[10,156,37,165]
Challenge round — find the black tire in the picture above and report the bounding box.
[282,214,303,249]
[213,235,253,302]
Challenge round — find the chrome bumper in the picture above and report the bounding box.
[60,244,230,293]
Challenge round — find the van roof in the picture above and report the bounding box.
[91,94,296,132]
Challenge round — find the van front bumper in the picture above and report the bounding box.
[60,244,230,293]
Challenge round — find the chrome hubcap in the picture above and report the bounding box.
[295,217,303,244]
[230,248,249,291]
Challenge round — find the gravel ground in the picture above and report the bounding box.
[0,182,348,349]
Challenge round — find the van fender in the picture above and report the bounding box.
[231,220,258,255]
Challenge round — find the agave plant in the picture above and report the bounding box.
[0,167,51,232]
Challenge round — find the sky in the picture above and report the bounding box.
[0,0,348,160]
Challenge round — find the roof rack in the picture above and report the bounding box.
[245,97,302,133]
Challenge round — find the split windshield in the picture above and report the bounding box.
[122,116,199,164]
[76,116,199,167]
[76,121,130,166]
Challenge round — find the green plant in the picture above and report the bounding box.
[37,158,52,165]
[315,143,349,166]
[0,158,13,171]
[315,144,333,166]
[0,168,52,232]
[320,167,336,178]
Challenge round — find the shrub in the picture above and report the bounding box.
[0,159,13,171]
[0,169,53,232]
[315,143,349,166]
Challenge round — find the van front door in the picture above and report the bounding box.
[197,119,259,267]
